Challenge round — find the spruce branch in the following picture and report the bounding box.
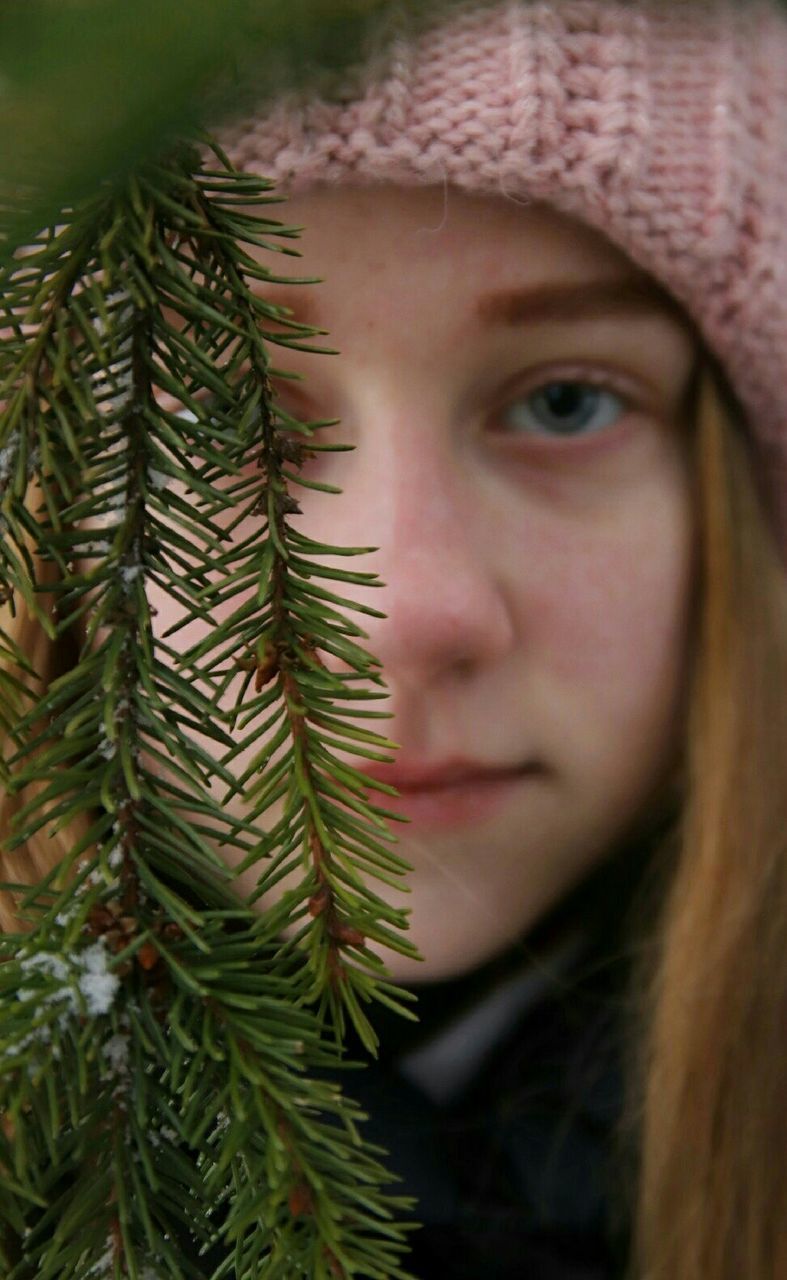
[0,140,418,1277]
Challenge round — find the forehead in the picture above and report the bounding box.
[281,183,625,257]
[256,184,688,340]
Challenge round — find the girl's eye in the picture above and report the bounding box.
[499,380,626,439]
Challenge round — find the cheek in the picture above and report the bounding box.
[552,543,690,684]
[506,470,696,744]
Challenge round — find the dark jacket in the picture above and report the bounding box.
[190,820,667,1279]
[347,826,665,1280]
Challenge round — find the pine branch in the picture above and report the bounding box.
[0,140,418,1277]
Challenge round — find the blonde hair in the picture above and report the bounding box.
[621,367,787,1280]
[1,366,786,1280]
[0,562,89,932]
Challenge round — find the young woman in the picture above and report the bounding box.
[3,2,787,1278]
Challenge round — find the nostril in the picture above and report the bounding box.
[451,656,478,681]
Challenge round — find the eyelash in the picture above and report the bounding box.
[491,365,640,445]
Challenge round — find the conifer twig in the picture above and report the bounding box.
[0,138,418,1279]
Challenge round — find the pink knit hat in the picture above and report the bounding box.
[220,0,787,552]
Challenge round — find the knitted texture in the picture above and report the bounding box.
[220,0,787,549]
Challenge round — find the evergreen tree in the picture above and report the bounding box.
[0,18,423,1272]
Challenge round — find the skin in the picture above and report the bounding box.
[149,186,699,983]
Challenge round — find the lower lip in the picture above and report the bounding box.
[366,769,540,831]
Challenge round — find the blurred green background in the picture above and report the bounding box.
[0,0,403,257]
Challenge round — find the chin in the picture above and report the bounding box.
[376,934,512,986]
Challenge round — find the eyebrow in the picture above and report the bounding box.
[476,275,691,330]
[258,274,692,337]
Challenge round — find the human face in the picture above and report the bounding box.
[155,186,698,982]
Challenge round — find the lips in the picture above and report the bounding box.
[360,757,539,793]
[354,757,543,831]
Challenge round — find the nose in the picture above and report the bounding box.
[309,416,517,693]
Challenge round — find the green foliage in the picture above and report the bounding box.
[0,138,420,1277]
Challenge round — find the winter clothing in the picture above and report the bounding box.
[342,821,663,1280]
[220,0,787,553]
[186,824,663,1279]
